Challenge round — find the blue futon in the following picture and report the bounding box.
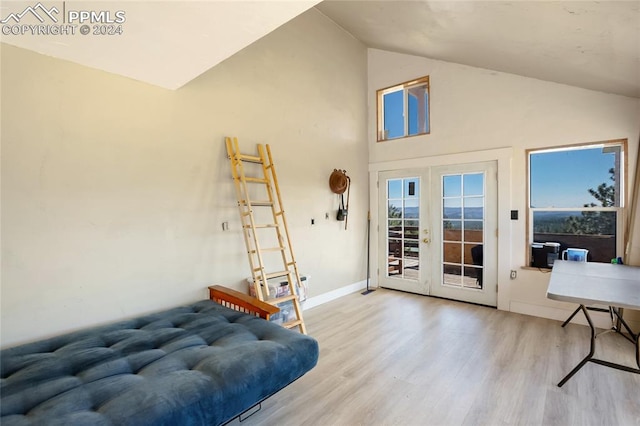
[1,296,319,425]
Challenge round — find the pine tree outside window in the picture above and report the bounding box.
[527,140,626,265]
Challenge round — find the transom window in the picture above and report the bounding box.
[377,76,430,141]
[527,140,626,265]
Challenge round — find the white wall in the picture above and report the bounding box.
[367,49,640,327]
[0,9,368,348]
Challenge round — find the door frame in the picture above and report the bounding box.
[368,148,513,311]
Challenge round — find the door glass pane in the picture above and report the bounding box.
[464,266,482,289]
[404,199,419,218]
[444,227,462,242]
[404,240,419,258]
[463,173,484,196]
[443,175,462,197]
[443,242,462,263]
[444,220,462,243]
[443,264,462,286]
[388,225,402,239]
[404,220,419,239]
[464,220,483,232]
[405,178,419,198]
[442,173,485,289]
[386,177,420,280]
[464,226,483,242]
[388,239,402,258]
[388,200,402,218]
[464,197,483,219]
[388,179,402,199]
[463,243,478,265]
[444,198,462,219]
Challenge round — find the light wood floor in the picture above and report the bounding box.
[228,289,640,426]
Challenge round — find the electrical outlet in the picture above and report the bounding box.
[510,270,517,279]
[222,222,229,231]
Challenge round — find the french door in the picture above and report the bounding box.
[378,162,497,306]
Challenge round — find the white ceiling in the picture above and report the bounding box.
[1,1,638,97]
[0,1,320,90]
[316,0,640,98]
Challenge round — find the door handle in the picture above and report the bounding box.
[423,238,430,243]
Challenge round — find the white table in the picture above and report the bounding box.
[547,260,640,387]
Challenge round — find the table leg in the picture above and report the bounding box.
[558,305,596,387]
[561,306,582,328]
[636,332,639,369]
[611,307,638,344]
[558,305,640,387]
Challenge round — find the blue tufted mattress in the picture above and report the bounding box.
[0,300,319,426]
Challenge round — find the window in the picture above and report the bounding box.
[377,76,430,141]
[527,140,626,265]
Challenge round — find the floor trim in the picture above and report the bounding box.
[303,280,367,310]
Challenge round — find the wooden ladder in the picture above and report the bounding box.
[225,137,307,334]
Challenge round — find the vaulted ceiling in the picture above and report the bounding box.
[0,1,320,89]
[317,0,640,98]
[1,1,638,97]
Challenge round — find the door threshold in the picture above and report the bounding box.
[381,287,497,309]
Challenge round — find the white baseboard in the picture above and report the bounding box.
[302,280,367,311]
[301,288,640,333]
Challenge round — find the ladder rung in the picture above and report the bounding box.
[241,200,273,207]
[250,247,284,253]
[265,247,285,252]
[275,211,284,216]
[268,294,297,305]
[239,154,263,163]
[264,270,290,280]
[245,224,278,229]
[245,177,269,184]
[251,270,289,279]
[283,319,303,329]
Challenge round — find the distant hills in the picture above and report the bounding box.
[394,207,484,220]
[443,207,483,220]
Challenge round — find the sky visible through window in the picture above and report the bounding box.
[530,147,617,208]
[383,91,403,139]
[383,89,429,138]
